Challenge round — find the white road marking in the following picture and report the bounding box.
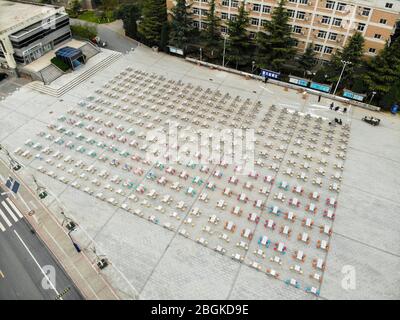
[0,205,12,227]
[0,221,5,232]
[13,230,61,298]
[6,198,23,219]
[1,201,18,222]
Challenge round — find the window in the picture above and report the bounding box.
[262,5,271,13]
[296,11,306,20]
[293,26,303,34]
[314,44,323,52]
[251,18,260,26]
[253,4,261,12]
[288,9,295,18]
[261,19,268,27]
[293,39,299,46]
[299,0,308,4]
[201,9,208,15]
[369,48,376,53]
[321,16,331,24]
[193,21,200,28]
[231,0,239,8]
[324,46,333,54]
[357,23,366,31]
[374,34,382,39]
[379,19,387,25]
[193,8,200,15]
[200,22,207,30]
[201,0,208,2]
[332,18,342,27]
[385,3,393,9]
[222,0,229,6]
[221,12,229,20]
[361,7,371,16]
[221,26,228,34]
[326,0,335,9]
[230,14,237,21]
[336,2,346,11]
[328,32,337,41]
[318,30,327,39]
[249,32,256,39]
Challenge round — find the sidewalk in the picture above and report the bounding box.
[0,159,120,300]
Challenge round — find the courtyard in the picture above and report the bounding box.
[0,46,399,300]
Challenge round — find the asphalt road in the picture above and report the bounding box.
[0,187,83,300]
[70,19,139,53]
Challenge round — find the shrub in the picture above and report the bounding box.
[70,25,97,40]
[51,57,70,72]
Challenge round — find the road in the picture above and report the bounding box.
[70,19,139,53]
[0,186,83,300]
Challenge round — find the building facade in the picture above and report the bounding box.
[166,0,400,61]
[0,0,72,70]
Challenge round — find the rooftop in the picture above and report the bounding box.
[0,0,59,35]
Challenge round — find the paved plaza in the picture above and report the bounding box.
[0,46,399,300]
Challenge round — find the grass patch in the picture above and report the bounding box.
[70,25,97,40]
[77,10,115,24]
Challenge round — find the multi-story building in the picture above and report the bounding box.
[0,0,72,70]
[166,0,400,61]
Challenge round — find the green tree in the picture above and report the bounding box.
[380,80,400,108]
[256,0,296,71]
[114,4,141,39]
[138,0,167,47]
[362,38,400,104]
[69,0,82,18]
[298,43,316,77]
[322,32,365,88]
[160,22,170,52]
[225,2,251,69]
[169,0,194,51]
[202,0,222,60]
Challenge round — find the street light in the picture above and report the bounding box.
[0,144,22,171]
[222,35,227,67]
[369,91,377,105]
[32,175,48,199]
[199,48,202,62]
[251,61,256,74]
[333,60,352,96]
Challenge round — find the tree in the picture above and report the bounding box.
[322,32,365,89]
[362,38,400,104]
[225,2,251,69]
[114,4,141,39]
[380,80,400,108]
[138,0,167,47]
[169,0,194,51]
[160,22,169,52]
[256,0,296,72]
[298,43,316,77]
[202,0,222,60]
[69,0,82,18]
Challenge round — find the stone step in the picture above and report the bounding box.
[27,52,122,97]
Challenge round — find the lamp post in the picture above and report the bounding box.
[251,61,256,74]
[369,91,377,105]
[333,60,352,95]
[222,35,227,67]
[199,48,202,62]
[0,144,22,171]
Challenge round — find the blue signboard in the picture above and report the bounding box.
[260,69,280,79]
[343,90,366,102]
[310,82,331,93]
[289,77,309,87]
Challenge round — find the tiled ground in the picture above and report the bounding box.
[0,46,398,299]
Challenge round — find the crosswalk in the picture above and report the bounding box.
[0,198,23,232]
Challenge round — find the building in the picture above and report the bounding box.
[167,0,400,61]
[0,0,72,70]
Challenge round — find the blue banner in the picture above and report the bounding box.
[260,69,280,79]
[310,82,331,93]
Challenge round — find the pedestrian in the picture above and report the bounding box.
[330,102,334,110]
[343,107,347,113]
[318,95,322,103]
[334,106,340,112]
[264,77,268,84]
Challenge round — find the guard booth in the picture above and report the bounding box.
[55,47,86,70]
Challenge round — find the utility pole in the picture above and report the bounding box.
[32,175,48,199]
[0,144,22,171]
[333,60,352,96]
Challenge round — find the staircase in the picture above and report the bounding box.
[39,64,64,85]
[26,52,122,97]
[79,42,101,60]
